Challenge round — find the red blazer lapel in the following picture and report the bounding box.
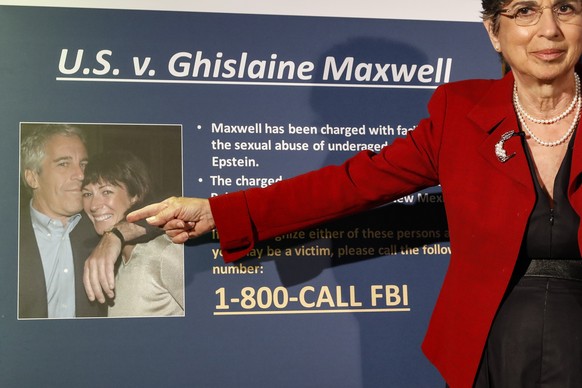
[468,72,534,193]
[569,119,582,238]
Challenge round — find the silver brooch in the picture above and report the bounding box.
[495,130,516,163]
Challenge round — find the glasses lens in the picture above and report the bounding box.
[513,7,540,26]
[555,1,582,21]
[512,2,582,26]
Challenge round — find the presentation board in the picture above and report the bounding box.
[0,2,501,387]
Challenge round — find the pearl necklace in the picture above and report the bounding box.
[515,95,581,147]
[513,74,581,147]
[514,73,580,124]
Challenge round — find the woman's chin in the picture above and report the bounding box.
[94,223,116,236]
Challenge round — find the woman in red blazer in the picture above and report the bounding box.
[121,1,582,386]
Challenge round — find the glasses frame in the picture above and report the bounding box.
[498,2,582,26]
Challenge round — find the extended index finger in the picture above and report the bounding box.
[126,202,168,224]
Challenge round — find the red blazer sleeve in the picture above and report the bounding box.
[209,85,447,263]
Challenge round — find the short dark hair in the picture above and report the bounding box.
[82,151,152,206]
[482,0,510,34]
[482,0,513,73]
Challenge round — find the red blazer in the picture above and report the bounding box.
[209,71,582,388]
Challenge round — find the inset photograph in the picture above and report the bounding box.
[18,122,183,319]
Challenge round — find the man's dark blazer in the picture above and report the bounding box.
[18,201,107,318]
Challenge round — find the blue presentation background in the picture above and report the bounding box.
[0,6,500,387]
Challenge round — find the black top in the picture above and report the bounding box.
[523,132,581,259]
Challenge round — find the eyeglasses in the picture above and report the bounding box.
[499,1,582,26]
